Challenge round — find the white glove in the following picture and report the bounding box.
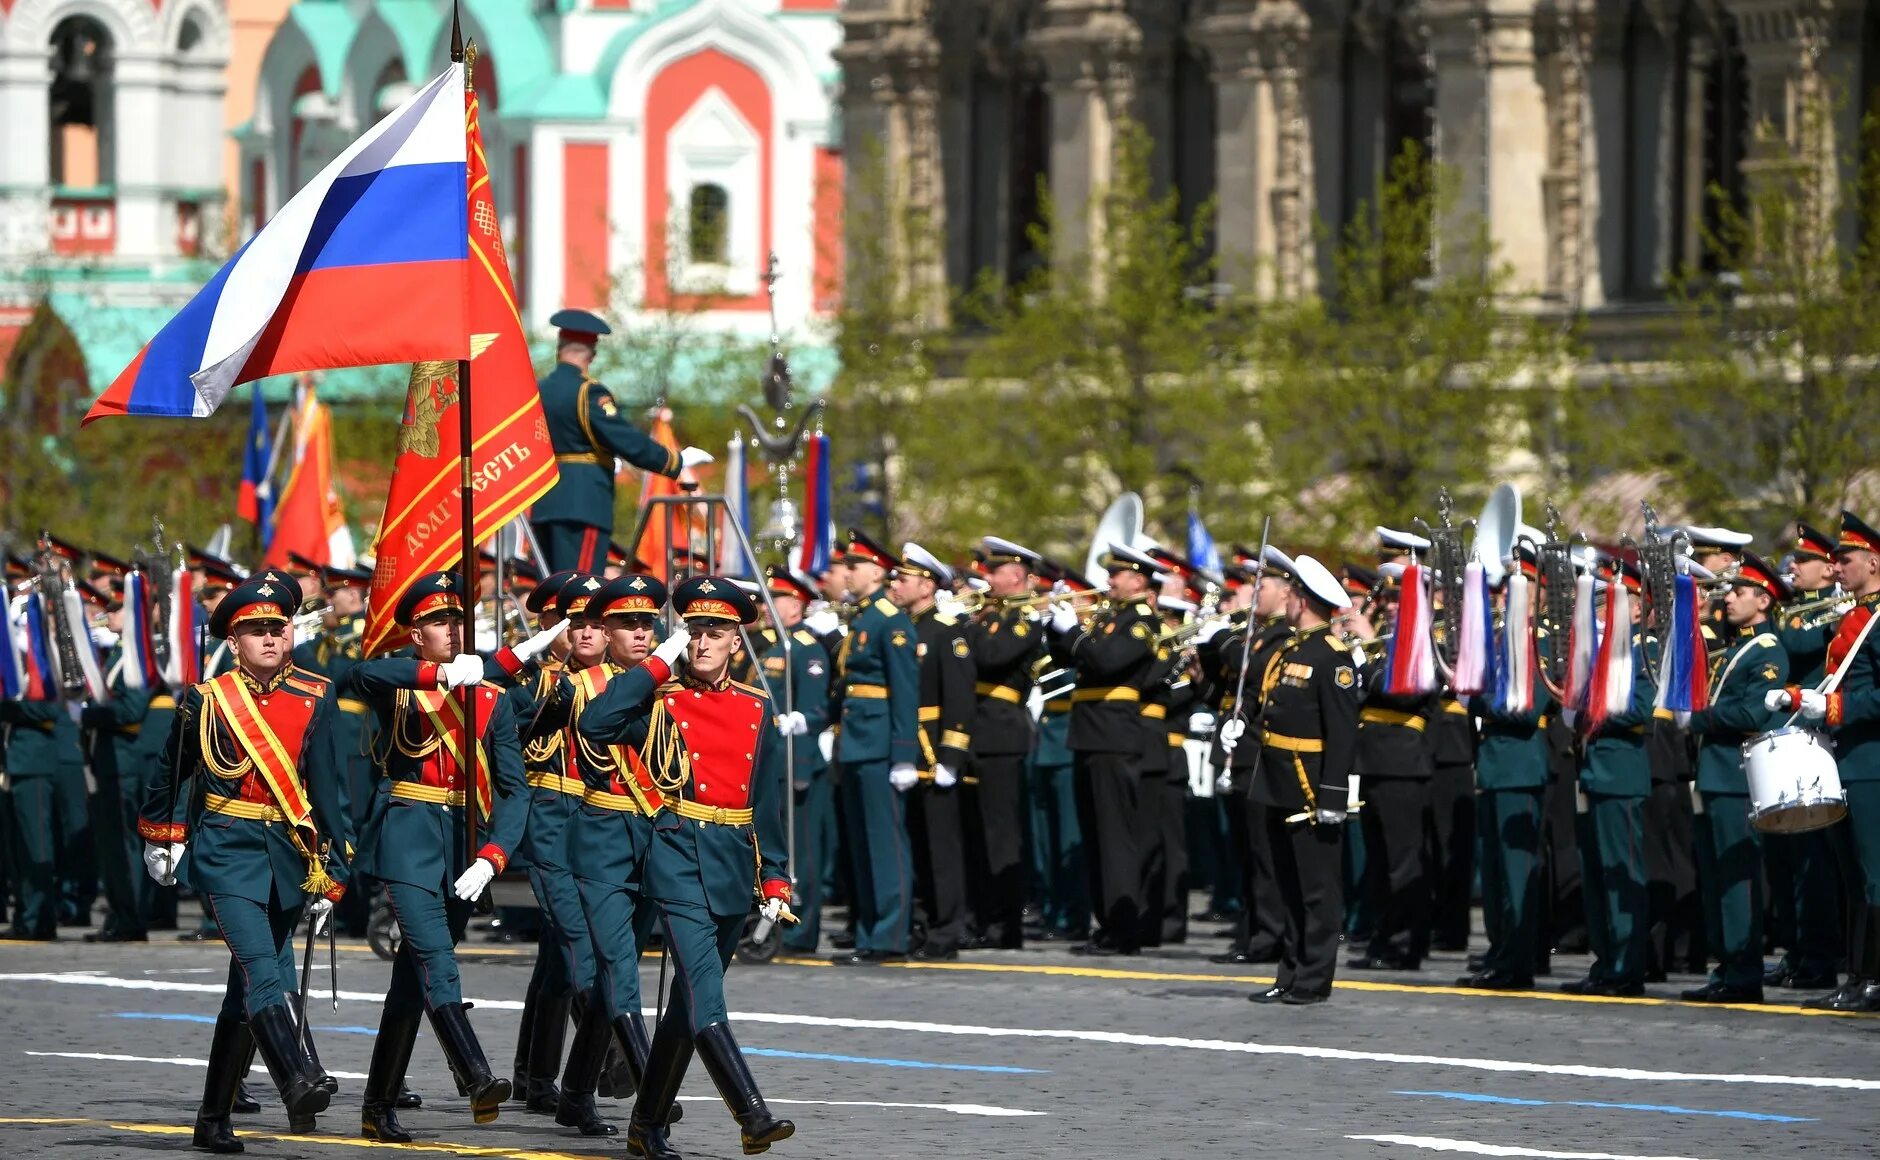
[652,629,692,668]
[1215,770,1234,794]
[143,841,184,886]
[933,763,958,789]
[889,763,919,792]
[1048,602,1078,633]
[1796,690,1828,720]
[1189,711,1216,735]
[306,897,334,937]
[1196,619,1229,644]
[1218,716,1247,755]
[65,701,85,724]
[817,729,835,762]
[777,710,808,737]
[1764,688,1795,711]
[680,446,714,469]
[453,857,497,901]
[804,610,840,637]
[512,619,569,665]
[760,896,800,926]
[90,625,119,649]
[441,653,484,690]
[1315,808,1348,826]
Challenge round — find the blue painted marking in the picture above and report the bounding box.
[113,1013,378,1035]
[746,1047,1043,1075]
[1394,1090,1815,1124]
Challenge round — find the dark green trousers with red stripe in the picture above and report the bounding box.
[1577,792,1649,986]
[533,520,607,575]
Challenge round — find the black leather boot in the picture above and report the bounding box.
[285,1002,340,1095]
[694,1022,793,1155]
[511,979,539,1100]
[247,1004,331,1124]
[554,990,616,1137]
[192,1013,248,1154]
[626,1017,695,1159]
[231,1024,260,1114]
[428,1001,510,1124]
[361,1009,419,1143]
[616,1011,681,1123]
[1825,907,1880,1013]
[575,991,630,1099]
[525,992,570,1113]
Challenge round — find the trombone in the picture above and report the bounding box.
[1786,591,1856,631]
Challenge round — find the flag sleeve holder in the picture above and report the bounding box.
[450,24,486,912]
[625,494,796,900]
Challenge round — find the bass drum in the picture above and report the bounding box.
[1742,726,1848,834]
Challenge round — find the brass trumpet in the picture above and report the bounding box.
[1785,592,1856,631]
[1155,611,1237,645]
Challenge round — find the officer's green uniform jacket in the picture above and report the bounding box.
[505,658,580,869]
[1576,636,1656,797]
[1688,623,1786,794]
[1820,593,1880,783]
[577,660,790,917]
[562,657,658,886]
[1474,693,1553,790]
[755,625,830,786]
[136,667,352,903]
[81,647,154,794]
[836,587,921,767]
[1774,587,1837,686]
[0,698,84,781]
[292,613,368,807]
[531,361,682,536]
[344,658,529,891]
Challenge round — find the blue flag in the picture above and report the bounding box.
[236,387,273,533]
[1187,510,1222,575]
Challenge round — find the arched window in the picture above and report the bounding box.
[48,16,113,188]
[688,184,730,265]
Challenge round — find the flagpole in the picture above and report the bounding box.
[452,9,484,900]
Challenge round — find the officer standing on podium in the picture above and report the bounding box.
[529,309,711,574]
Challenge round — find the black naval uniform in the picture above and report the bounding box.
[1250,624,1361,1001]
[1051,595,1160,953]
[907,602,975,957]
[1202,612,1292,961]
[965,598,1044,948]
[1352,659,1440,969]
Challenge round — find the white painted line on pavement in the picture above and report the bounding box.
[24,1050,368,1080]
[8,971,1877,1093]
[1348,1135,1717,1160]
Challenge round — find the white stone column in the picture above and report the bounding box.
[112,50,166,259]
[0,49,52,261]
[1025,0,1140,275]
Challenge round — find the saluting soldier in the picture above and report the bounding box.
[1769,510,1880,1012]
[831,530,922,965]
[1764,521,1845,991]
[577,577,796,1160]
[345,572,528,1140]
[1047,543,1167,957]
[1683,551,1789,1003]
[753,566,832,954]
[893,543,976,961]
[965,537,1045,950]
[529,309,708,574]
[1243,555,1362,1006]
[136,576,351,1153]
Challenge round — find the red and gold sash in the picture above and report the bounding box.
[410,686,496,820]
[200,670,333,894]
[570,664,665,815]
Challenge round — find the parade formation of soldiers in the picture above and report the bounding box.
[7,305,1880,1156]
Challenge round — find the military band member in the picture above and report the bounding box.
[529,308,705,574]
[893,543,975,960]
[1770,510,1880,1012]
[1683,551,1788,1003]
[577,577,796,1160]
[965,537,1046,950]
[345,572,528,1140]
[1243,555,1361,1006]
[832,530,921,965]
[81,582,154,942]
[136,576,351,1153]
[754,566,832,954]
[1047,543,1166,956]
[1027,560,1088,941]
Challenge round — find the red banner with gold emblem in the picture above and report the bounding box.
[363,82,557,656]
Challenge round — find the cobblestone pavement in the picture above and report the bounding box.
[1,907,1875,1160]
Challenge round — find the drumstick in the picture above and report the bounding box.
[1786,603,1880,728]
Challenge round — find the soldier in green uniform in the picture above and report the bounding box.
[1771,511,1880,1012]
[1025,560,1087,941]
[753,566,831,954]
[135,577,352,1152]
[1560,561,1657,998]
[893,543,975,961]
[1458,546,1552,991]
[577,576,796,1160]
[831,530,922,965]
[965,537,1045,950]
[1683,551,1789,1003]
[528,309,705,574]
[81,579,154,941]
[291,565,372,935]
[1,597,81,942]
[1764,521,1845,990]
[345,572,530,1140]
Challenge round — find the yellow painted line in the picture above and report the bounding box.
[0,1116,606,1159]
[768,955,1878,1019]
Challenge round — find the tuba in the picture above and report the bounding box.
[1084,492,1144,589]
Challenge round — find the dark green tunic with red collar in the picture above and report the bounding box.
[530,361,682,539]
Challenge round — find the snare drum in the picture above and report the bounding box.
[1741,726,1848,834]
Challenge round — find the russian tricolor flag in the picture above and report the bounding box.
[84,66,471,423]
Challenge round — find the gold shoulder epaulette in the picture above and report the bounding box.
[793,629,816,646]
[874,597,897,616]
[1326,635,1352,653]
[731,679,768,701]
[935,612,957,627]
[1754,633,1779,649]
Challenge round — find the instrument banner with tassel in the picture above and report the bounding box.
[1,596,33,700]
[1653,573,1709,721]
[20,595,57,701]
[1496,571,1536,714]
[1563,573,1598,721]
[1383,563,1437,696]
[1452,561,1495,696]
[166,565,199,687]
[121,569,156,691]
[1584,581,1635,733]
[58,582,108,702]
[796,431,832,577]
